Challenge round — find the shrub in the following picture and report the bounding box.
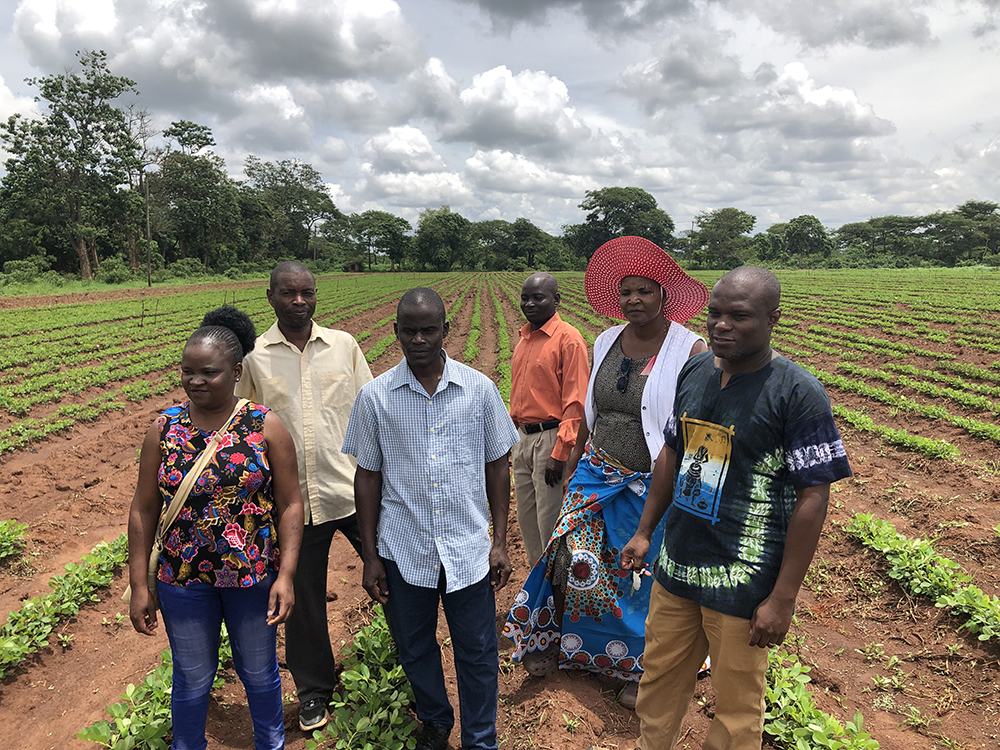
[166,258,208,279]
[95,256,133,285]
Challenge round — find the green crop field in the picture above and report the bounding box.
[1,268,999,750]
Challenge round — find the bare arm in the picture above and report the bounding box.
[689,338,709,356]
[621,444,677,571]
[749,483,829,647]
[486,452,512,590]
[355,466,387,603]
[127,422,165,636]
[562,417,591,495]
[263,411,304,625]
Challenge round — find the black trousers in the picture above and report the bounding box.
[285,515,363,704]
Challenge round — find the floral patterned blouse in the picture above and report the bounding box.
[155,401,278,588]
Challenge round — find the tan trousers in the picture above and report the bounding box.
[512,427,564,566]
[636,582,768,750]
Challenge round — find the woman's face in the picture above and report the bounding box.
[181,341,240,411]
[619,275,665,326]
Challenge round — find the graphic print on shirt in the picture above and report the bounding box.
[674,412,734,524]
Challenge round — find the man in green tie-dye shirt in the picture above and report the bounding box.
[621,266,851,750]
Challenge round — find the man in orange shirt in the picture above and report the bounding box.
[510,273,590,566]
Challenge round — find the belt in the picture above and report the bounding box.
[520,419,561,434]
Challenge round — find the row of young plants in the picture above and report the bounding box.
[462,279,484,362]
[489,281,513,404]
[837,363,1000,416]
[804,365,1000,445]
[0,374,179,454]
[844,513,1000,643]
[0,534,129,679]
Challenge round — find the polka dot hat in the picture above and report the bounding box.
[584,236,710,323]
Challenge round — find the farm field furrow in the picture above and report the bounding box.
[1,269,1000,750]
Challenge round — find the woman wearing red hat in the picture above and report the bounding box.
[503,236,709,708]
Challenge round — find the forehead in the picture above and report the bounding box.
[522,277,554,295]
[619,275,658,288]
[274,271,315,290]
[183,339,228,362]
[710,280,765,310]
[397,303,444,327]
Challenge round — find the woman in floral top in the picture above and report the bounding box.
[128,306,303,750]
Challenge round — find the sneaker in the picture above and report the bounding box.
[414,722,452,750]
[298,697,329,731]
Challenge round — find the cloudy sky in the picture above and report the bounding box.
[1,0,998,236]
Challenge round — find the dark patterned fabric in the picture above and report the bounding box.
[657,353,851,618]
[156,402,278,588]
[592,335,653,472]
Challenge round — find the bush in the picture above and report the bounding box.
[95,256,132,285]
[2,260,41,284]
[167,258,208,279]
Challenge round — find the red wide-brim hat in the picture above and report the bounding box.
[584,236,709,323]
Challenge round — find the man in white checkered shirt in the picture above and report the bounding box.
[342,287,519,750]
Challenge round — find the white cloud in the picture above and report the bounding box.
[465,149,596,195]
[443,66,591,155]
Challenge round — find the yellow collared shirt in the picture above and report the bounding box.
[236,321,373,524]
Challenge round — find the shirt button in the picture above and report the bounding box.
[645,432,650,436]
[642,406,647,410]
[437,536,442,541]
[430,427,434,432]
[434,483,438,488]
[431,454,436,460]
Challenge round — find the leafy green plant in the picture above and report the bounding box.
[305,606,417,750]
[0,534,128,678]
[764,649,879,749]
[0,519,28,562]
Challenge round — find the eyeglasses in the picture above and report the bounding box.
[616,357,633,393]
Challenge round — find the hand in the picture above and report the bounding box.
[129,585,159,636]
[267,573,295,625]
[544,457,566,487]
[620,533,651,572]
[489,545,512,591]
[362,557,389,604]
[748,594,795,648]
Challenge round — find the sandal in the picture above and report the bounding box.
[617,681,638,709]
[522,643,559,677]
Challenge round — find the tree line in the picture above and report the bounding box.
[1,51,998,287]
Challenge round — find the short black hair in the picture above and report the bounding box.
[397,287,446,324]
[189,305,257,365]
[717,266,781,310]
[269,261,314,291]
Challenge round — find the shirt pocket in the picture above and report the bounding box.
[322,372,355,409]
[260,376,291,412]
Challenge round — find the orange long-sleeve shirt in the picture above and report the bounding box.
[509,313,590,462]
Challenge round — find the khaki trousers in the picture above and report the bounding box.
[512,427,564,566]
[636,582,768,750]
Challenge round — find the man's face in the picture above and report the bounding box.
[267,271,317,332]
[395,304,449,370]
[520,277,559,328]
[706,279,779,366]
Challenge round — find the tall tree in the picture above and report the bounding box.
[689,207,756,269]
[0,50,139,278]
[351,210,412,271]
[565,187,675,257]
[415,206,472,271]
[243,157,340,259]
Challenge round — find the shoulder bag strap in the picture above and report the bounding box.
[153,398,250,542]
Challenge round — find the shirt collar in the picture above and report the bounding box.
[390,351,466,396]
[261,320,333,349]
[518,311,562,340]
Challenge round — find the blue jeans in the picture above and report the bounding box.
[157,574,284,750]
[382,558,499,750]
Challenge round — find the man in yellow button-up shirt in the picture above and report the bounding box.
[236,261,372,732]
